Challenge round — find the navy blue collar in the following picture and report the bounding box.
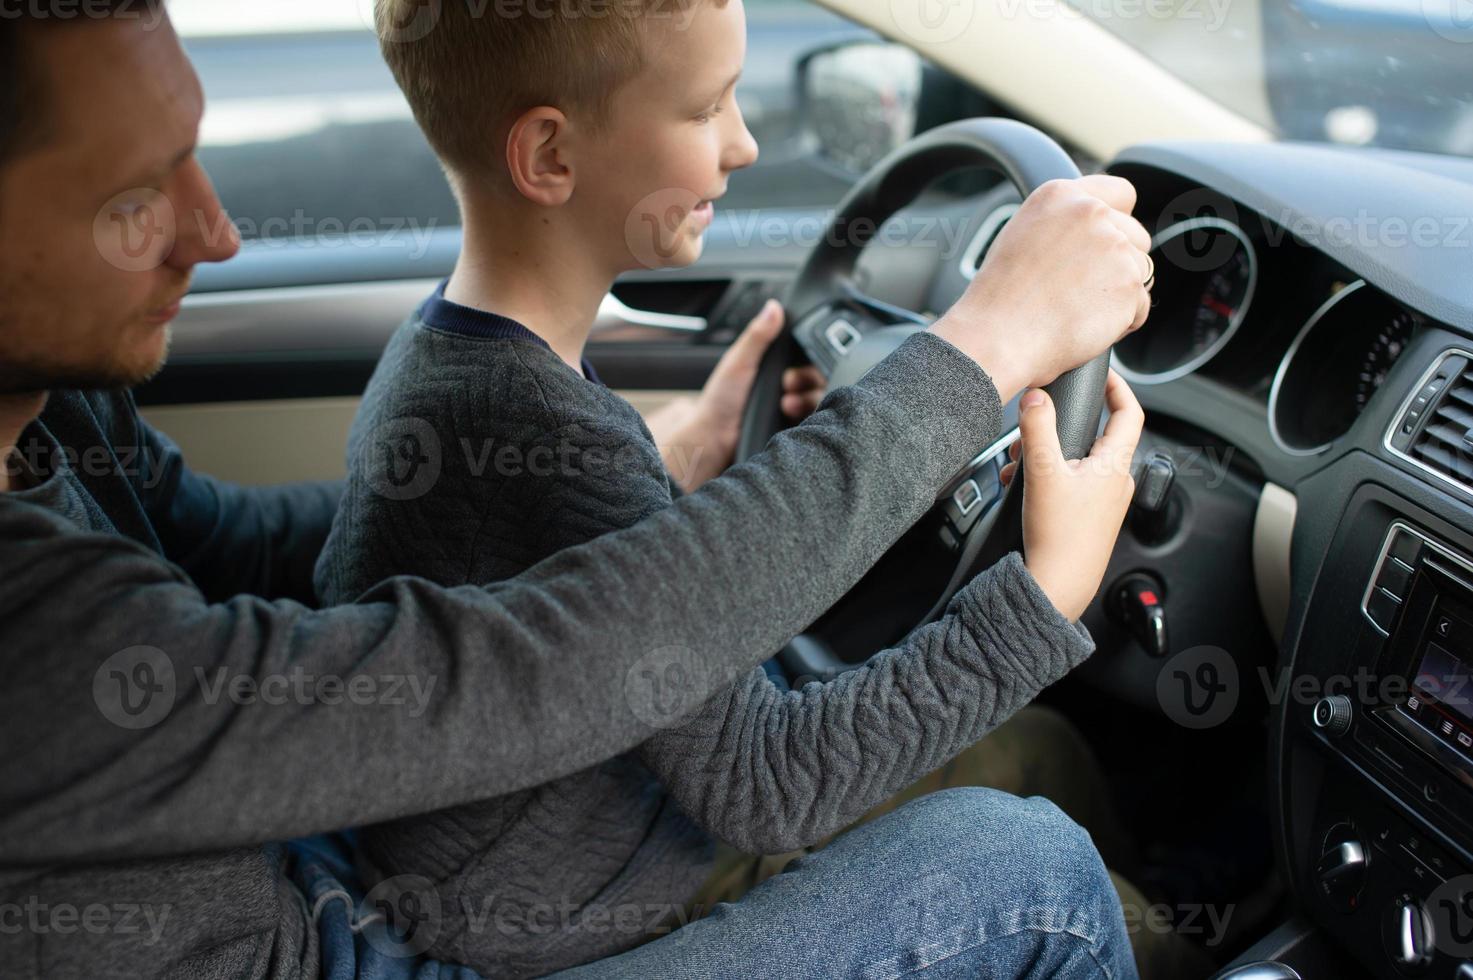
[417,280,603,385]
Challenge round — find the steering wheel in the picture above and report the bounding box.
[735,118,1112,680]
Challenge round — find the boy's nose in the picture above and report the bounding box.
[722,103,760,173]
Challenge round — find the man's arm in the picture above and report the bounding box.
[0,332,999,868]
[125,402,341,605]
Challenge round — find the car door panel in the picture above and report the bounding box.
[136,215,826,480]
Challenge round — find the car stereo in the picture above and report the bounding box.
[1366,523,1473,795]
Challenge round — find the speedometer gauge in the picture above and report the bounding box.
[1270,281,1422,455]
[1114,217,1258,384]
[1355,310,1418,412]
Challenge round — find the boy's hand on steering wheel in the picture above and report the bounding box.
[999,369,1144,621]
[651,299,826,492]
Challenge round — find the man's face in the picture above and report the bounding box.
[574,0,759,272]
[0,13,239,395]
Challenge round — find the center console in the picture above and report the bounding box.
[1282,487,1473,978]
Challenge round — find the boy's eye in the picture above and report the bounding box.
[695,103,726,124]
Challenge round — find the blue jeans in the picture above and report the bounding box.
[290,787,1135,979]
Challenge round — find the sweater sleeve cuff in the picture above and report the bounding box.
[952,551,1096,689]
[846,330,1005,489]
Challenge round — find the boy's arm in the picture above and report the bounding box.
[636,552,1094,854]
[639,367,1145,855]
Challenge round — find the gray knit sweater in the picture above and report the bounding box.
[314,287,1097,978]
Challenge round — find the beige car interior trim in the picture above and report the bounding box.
[159,282,702,483]
[1252,481,1297,649]
[817,0,1270,161]
[145,392,696,486]
[143,398,362,486]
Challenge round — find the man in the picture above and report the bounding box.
[0,3,1153,978]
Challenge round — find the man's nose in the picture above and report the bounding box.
[164,158,240,272]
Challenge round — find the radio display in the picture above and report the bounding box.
[1405,637,1473,755]
[1414,642,1473,720]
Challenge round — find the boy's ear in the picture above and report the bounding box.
[505,107,575,207]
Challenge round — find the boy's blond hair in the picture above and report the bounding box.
[377,0,726,184]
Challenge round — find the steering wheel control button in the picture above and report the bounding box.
[1109,572,1169,658]
[824,318,862,357]
[1312,695,1353,738]
[953,480,983,515]
[943,475,997,537]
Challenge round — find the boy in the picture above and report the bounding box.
[316,0,1152,976]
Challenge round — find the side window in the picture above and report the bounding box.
[178,2,457,246]
[177,0,1002,244]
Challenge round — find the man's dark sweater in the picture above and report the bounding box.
[2,303,1034,979]
[314,285,1096,978]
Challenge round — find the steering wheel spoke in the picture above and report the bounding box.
[790,304,907,380]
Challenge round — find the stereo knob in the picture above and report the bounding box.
[1313,695,1353,737]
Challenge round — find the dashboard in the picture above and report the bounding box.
[1019,141,1473,980]
[902,138,1473,978]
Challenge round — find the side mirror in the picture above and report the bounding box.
[798,41,924,175]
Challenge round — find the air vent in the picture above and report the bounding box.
[1388,350,1473,493]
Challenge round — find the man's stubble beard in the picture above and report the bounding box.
[0,319,174,396]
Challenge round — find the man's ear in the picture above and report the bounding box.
[505,107,575,206]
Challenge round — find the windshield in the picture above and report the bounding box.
[1071,0,1473,157]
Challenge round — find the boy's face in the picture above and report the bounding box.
[577,0,759,271]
